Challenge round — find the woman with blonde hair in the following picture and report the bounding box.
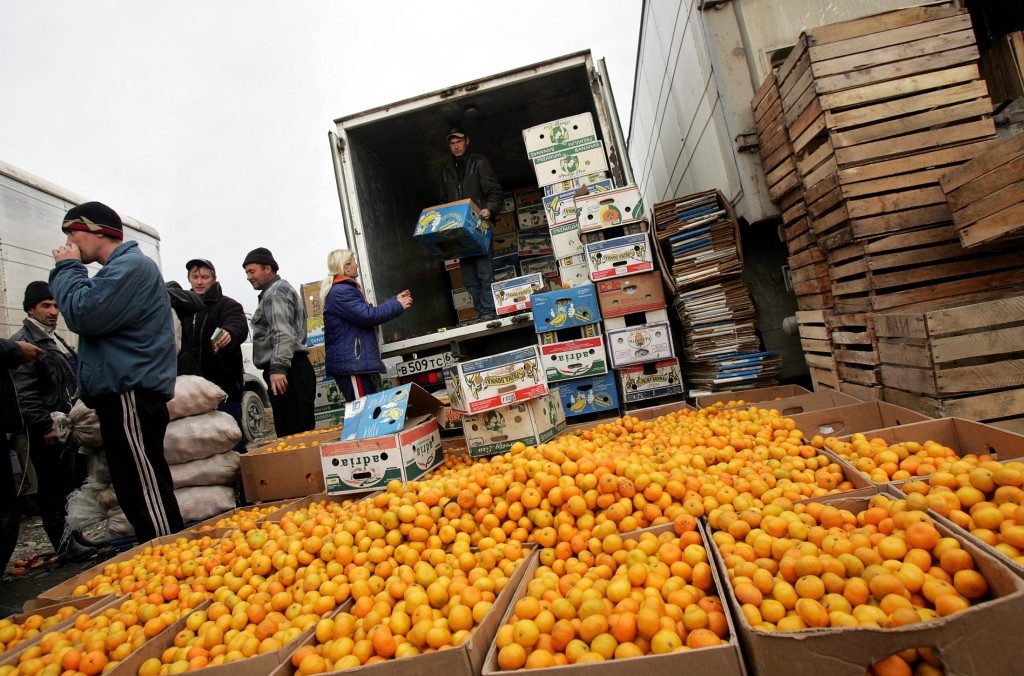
[321,249,412,401]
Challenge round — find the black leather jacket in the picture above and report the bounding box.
[11,320,77,435]
[439,152,504,215]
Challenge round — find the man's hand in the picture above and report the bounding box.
[43,430,60,446]
[480,208,492,220]
[214,332,232,349]
[17,342,44,364]
[53,243,82,262]
[269,373,288,395]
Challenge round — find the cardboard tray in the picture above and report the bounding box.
[836,417,1024,463]
[711,490,1024,675]
[186,497,303,532]
[241,444,329,502]
[693,384,813,409]
[268,546,538,676]
[788,401,933,439]
[38,529,232,602]
[716,390,863,417]
[1,595,119,661]
[481,521,748,676]
[107,598,223,676]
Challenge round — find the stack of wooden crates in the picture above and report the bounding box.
[751,4,1024,429]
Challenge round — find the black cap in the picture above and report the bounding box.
[186,258,216,274]
[242,247,279,272]
[62,201,124,240]
[447,127,467,141]
[23,281,53,312]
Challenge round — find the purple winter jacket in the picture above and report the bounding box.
[323,277,404,376]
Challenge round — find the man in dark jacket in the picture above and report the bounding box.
[0,338,44,573]
[172,259,249,451]
[50,201,183,542]
[438,127,503,321]
[11,282,95,562]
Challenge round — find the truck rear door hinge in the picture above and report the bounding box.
[735,132,760,153]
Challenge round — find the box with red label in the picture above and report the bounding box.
[586,232,654,281]
[596,271,667,317]
[576,185,645,233]
[491,273,545,316]
[443,346,547,414]
[518,231,554,257]
[618,358,685,402]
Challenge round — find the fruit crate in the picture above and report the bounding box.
[0,595,119,661]
[752,71,801,204]
[825,223,1024,313]
[873,292,1024,433]
[940,126,1024,248]
[787,244,833,311]
[828,313,881,398]
[795,310,839,391]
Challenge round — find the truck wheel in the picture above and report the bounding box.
[242,389,268,442]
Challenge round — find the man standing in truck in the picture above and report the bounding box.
[438,126,503,322]
[243,247,315,436]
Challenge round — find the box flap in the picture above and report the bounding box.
[341,383,443,441]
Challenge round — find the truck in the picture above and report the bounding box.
[327,51,632,374]
[0,160,270,443]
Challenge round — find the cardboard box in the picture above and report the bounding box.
[242,443,331,501]
[519,255,558,279]
[6,595,118,650]
[414,199,492,258]
[500,192,515,213]
[313,376,345,428]
[493,265,517,283]
[542,172,610,196]
[457,308,478,323]
[320,384,444,495]
[707,389,862,416]
[586,231,654,280]
[557,372,619,417]
[516,203,546,231]
[306,315,324,348]
[492,211,516,235]
[517,231,554,257]
[579,219,648,245]
[837,417,1024,462]
[532,140,610,187]
[576,185,645,232]
[444,345,547,414]
[596,271,667,317]
[186,497,301,532]
[492,233,518,258]
[513,186,544,208]
[452,287,475,311]
[712,490,1024,676]
[307,344,325,378]
[491,273,545,316]
[549,218,584,259]
[522,112,598,155]
[619,358,685,403]
[789,400,932,439]
[301,281,323,319]
[531,284,601,333]
[606,318,674,369]
[557,254,589,287]
[540,335,608,382]
[693,384,812,408]
[542,179,614,225]
[445,258,463,288]
[538,322,600,345]
[462,390,566,457]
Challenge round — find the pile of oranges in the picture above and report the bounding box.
[0,606,79,655]
[261,426,344,454]
[494,526,728,669]
[812,432,992,484]
[711,493,993,632]
[196,504,284,531]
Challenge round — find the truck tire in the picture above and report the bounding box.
[242,389,268,442]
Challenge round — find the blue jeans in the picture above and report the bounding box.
[462,252,496,317]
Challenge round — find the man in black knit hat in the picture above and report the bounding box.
[243,247,314,436]
[11,282,95,561]
[50,201,183,542]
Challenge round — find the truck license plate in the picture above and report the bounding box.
[396,352,455,377]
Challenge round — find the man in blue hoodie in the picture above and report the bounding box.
[50,202,183,542]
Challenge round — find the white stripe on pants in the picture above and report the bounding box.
[120,390,171,535]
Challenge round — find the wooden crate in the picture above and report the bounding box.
[828,312,881,390]
[874,292,1024,431]
[825,223,1024,313]
[752,73,802,204]
[788,244,833,311]
[796,310,839,391]
[940,129,1024,248]
[980,30,1024,105]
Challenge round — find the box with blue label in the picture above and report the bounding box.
[531,284,601,333]
[540,334,608,382]
[557,372,619,417]
[461,390,566,457]
[491,272,545,316]
[543,173,610,197]
[618,359,685,403]
[550,219,584,260]
[413,199,491,257]
[443,345,547,414]
[320,384,444,495]
[586,232,655,281]
[577,186,645,233]
[605,318,675,368]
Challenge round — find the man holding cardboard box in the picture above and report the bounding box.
[438,127,503,321]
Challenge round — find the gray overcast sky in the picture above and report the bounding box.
[1,1,642,312]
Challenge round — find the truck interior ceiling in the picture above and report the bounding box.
[340,60,608,345]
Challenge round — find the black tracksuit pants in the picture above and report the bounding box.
[264,352,316,437]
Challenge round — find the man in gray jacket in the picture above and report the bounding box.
[243,247,315,436]
[11,282,95,561]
